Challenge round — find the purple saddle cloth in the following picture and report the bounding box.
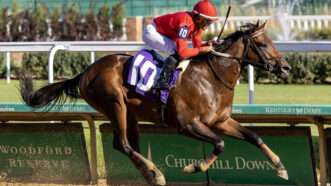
[127,49,181,104]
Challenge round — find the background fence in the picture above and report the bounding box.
[208,15,331,33]
[0,41,331,103]
[0,0,330,16]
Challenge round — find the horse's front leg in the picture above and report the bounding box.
[182,118,224,173]
[214,117,288,180]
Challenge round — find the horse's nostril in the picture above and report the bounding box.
[282,65,291,71]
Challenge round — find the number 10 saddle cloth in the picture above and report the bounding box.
[127,49,190,104]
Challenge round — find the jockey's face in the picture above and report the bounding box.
[195,15,213,30]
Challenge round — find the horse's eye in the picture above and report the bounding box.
[257,43,267,48]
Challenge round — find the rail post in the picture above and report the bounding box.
[6,52,10,84]
[90,51,95,64]
[317,123,327,186]
[248,65,254,104]
[48,44,69,83]
[82,114,98,184]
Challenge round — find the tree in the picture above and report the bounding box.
[111,1,125,40]
[85,10,98,40]
[97,5,111,40]
[0,8,11,41]
[31,2,48,41]
[50,7,61,41]
[61,4,79,40]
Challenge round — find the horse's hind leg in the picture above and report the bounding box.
[105,95,165,186]
[113,111,140,153]
[182,119,224,173]
[214,118,288,180]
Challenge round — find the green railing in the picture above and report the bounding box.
[1,103,331,116]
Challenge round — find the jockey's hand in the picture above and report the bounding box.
[208,39,223,46]
[199,45,214,53]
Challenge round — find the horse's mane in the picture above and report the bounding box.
[215,22,263,52]
[225,23,261,40]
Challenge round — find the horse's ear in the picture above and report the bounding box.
[256,20,260,27]
[261,20,268,28]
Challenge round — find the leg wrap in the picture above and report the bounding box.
[242,129,264,146]
[213,140,225,155]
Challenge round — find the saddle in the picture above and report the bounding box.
[127,49,190,104]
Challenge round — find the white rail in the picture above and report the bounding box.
[0,41,331,103]
[208,15,331,33]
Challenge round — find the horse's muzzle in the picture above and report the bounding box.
[280,64,291,78]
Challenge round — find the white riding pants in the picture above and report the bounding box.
[143,23,176,55]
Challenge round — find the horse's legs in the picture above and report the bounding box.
[113,111,140,153]
[182,119,224,173]
[214,118,288,180]
[107,98,165,185]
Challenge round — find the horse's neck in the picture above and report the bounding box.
[184,57,239,92]
[217,38,245,86]
[217,58,241,88]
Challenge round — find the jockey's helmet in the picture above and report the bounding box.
[192,0,218,21]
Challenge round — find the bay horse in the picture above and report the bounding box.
[20,21,291,186]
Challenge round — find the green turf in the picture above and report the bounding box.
[233,84,331,104]
[1,80,330,104]
[0,80,48,102]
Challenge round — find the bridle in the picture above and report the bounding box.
[241,29,282,72]
[207,27,282,90]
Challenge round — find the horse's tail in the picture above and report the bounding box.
[20,71,82,110]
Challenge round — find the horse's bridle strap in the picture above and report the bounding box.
[207,55,235,91]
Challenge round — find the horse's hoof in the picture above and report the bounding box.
[154,175,166,186]
[152,169,166,186]
[277,169,289,180]
[183,163,196,173]
[144,166,166,186]
[184,161,208,174]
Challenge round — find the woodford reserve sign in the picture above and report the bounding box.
[101,125,316,186]
[0,123,90,184]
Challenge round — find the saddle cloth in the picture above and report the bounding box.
[127,49,189,104]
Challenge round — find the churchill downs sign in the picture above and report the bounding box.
[0,123,90,184]
[101,125,316,186]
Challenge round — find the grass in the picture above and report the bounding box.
[0,79,46,102]
[233,83,331,104]
[1,80,331,104]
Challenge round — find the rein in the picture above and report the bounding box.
[206,55,235,91]
[206,28,278,90]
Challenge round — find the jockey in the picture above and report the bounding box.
[143,0,219,90]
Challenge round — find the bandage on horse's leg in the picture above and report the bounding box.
[214,118,288,180]
[182,119,224,173]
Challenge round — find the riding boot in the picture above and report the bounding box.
[155,55,178,90]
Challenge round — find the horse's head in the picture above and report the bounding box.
[215,21,291,77]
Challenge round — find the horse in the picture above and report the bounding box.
[20,21,291,186]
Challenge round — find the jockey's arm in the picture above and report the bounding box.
[176,38,200,60]
[176,30,214,59]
